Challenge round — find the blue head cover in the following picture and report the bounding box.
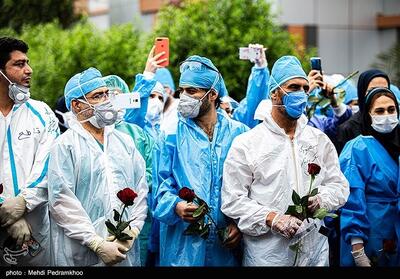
[179,55,228,97]
[155,68,175,92]
[152,81,168,103]
[64,67,106,110]
[102,75,130,94]
[390,84,400,102]
[341,80,358,104]
[268,55,307,94]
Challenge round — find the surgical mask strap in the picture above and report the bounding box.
[0,70,13,84]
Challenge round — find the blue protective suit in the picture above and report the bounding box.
[233,66,270,128]
[339,136,400,266]
[153,111,248,266]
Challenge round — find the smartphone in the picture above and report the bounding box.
[154,37,169,67]
[110,93,140,109]
[310,57,322,73]
[239,47,261,61]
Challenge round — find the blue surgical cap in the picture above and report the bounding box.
[390,84,400,102]
[179,55,228,97]
[103,75,130,94]
[152,81,168,103]
[155,68,175,92]
[268,55,307,94]
[64,67,106,110]
[341,80,358,104]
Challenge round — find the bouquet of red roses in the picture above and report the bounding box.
[178,187,229,243]
[105,188,138,241]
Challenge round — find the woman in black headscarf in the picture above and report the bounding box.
[336,69,390,154]
[339,87,399,266]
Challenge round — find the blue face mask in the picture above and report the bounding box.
[281,90,308,119]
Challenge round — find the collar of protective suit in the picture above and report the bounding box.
[177,108,227,131]
[262,110,308,139]
[68,117,115,142]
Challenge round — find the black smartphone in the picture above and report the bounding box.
[310,57,322,73]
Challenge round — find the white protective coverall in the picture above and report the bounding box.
[47,118,148,266]
[221,111,349,266]
[0,100,59,265]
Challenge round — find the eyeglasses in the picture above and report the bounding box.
[179,60,219,74]
[83,90,114,102]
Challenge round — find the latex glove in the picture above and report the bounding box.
[107,227,140,252]
[307,195,321,214]
[351,247,371,267]
[6,217,32,246]
[0,196,27,227]
[88,235,128,266]
[271,214,303,239]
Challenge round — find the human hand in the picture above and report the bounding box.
[271,213,302,239]
[88,236,127,266]
[0,196,27,227]
[351,247,371,267]
[249,43,267,67]
[144,45,168,73]
[112,227,140,252]
[307,195,321,214]
[307,70,325,93]
[222,223,242,249]
[6,217,32,246]
[175,201,202,223]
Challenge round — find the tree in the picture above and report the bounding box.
[147,0,315,101]
[0,0,80,31]
[3,21,143,108]
[372,43,400,86]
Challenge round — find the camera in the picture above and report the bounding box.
[239,46,261,61]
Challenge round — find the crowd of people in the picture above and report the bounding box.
[0,36,399,267]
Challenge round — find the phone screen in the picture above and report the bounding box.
[155,37,169,67]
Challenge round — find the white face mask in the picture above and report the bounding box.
[351,105,359,114]
[145,98,164,125]
[370,113,399,134]
[0,70,30,104]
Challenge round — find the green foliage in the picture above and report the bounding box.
[2,21,143,108]
[147,0,315,101]
[0,0,80,31]
[372,43,400,85]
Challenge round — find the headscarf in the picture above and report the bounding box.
[361,87,399,163]
[64,67,106,110]
[179,55,228,97]
[357,69,390,112]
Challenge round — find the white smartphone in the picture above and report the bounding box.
[110,92,141,109]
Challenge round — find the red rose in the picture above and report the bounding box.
[117,188,138,206]
[308,163,321,176]
[383,239,396,254]
[178,187,196,202]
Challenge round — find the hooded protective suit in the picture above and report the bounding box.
[47,118,148,266]
[221,111,349,266]
[153,111,248,266]
[0,99,59,265]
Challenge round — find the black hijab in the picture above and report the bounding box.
[357,69,390,112]
[361,87,400,163]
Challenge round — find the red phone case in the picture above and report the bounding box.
[155,37,169,67]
